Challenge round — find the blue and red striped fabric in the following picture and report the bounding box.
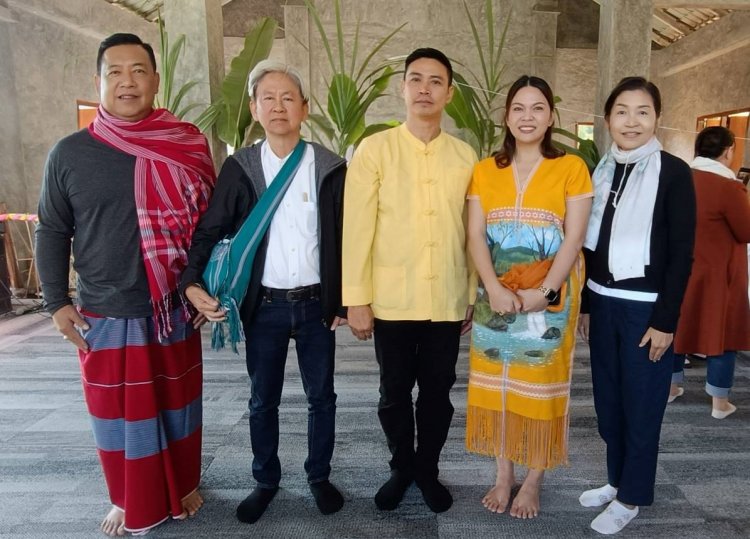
[78,307,202,534]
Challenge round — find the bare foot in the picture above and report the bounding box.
[482,458,515,513]
[510,469,543,519]
[179,489,204,519]
[100,506,125,536]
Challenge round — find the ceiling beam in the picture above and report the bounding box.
[660,33,750,76]
[653,10,695,33]
[593,0,750,7]
[651,29,672,47]
[653,1,750,8]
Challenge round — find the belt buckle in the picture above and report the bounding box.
[286,287,303,301]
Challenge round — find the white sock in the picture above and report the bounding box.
[590,500,639,535]
[579,484,618,508]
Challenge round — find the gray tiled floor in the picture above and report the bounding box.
[0,310,748,538]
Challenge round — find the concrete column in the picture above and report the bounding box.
[284,5,312,139]
[594,0,653,153]
[532,2,560,86]
[163,0,225,167]
[0,9,26,212]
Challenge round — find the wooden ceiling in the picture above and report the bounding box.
[103,0,746,48]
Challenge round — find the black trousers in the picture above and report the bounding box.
[373,319,462,481]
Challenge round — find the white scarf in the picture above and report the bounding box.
[584,137,662,281]
[690,156,737,180]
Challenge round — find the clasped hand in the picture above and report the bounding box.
[487,284,547,314]
[184,284,226,328]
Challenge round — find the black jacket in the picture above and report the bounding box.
[181,140,347,326]
[581,151,696,332]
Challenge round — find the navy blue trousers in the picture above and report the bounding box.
[589,291,673,506]
[244,295,336,488]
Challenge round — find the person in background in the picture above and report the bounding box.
[670,126,750,419]
[578,77,696,535]
[36,33,215,536]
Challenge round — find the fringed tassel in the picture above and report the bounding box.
[466,405,569,470]
[153,290,175,343]
[210,298,246,354]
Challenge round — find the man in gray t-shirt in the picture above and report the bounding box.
[36,33,214,537]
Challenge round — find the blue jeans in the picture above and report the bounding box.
[589,291,674,506]
[672,351,736,397]
[244,295,336,488]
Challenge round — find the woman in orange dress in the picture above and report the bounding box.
[465,75,592,519]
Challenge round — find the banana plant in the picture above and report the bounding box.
[445,0,512,159]
[552,127,601,173]
[193,17,277,150]
[155,16,202,119]
[302,0,405,156]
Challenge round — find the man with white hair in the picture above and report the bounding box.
[182,60,348,524]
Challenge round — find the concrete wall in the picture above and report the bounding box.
[284,0,560,142]
[651,10,750,165]
[554,48,597,137]
[0,0,156,212]
[0,1,26,214]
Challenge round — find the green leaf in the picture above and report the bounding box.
[354,23,407,83]
[193,99,223,133]
[304,2,403,156]
[171,80,199,116]
[307,113,336,143]
[242,120,267,147]
[217,17,277,148]
[303,0,336,73]
[327,73,359,130]
[354,120,399,147]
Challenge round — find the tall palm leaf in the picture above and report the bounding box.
[193,18,277,149]
[302,0,405,156]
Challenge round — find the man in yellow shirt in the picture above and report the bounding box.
[343,48,477,513]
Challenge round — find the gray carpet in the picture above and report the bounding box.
[0,311,748,538]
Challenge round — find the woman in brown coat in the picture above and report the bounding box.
[671,126,750,419]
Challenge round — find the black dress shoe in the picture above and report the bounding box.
[375,470,414,510]
[310,480,344,515]
[236,486,279,523]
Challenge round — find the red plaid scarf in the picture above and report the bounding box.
[89,107,215,339]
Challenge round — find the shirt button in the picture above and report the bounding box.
[291,248,296,252]
[423,209,436,216]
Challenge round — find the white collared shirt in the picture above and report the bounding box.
[260,140,320,288]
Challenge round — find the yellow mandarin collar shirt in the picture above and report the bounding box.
[343,124,478,321]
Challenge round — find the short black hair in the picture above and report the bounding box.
[694,126,735,159]
[97,33,157,73]
[604,76,662,119]
[404,47,453,85]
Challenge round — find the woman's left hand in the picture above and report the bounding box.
[517,288,549,313]
[639,327,674,362]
